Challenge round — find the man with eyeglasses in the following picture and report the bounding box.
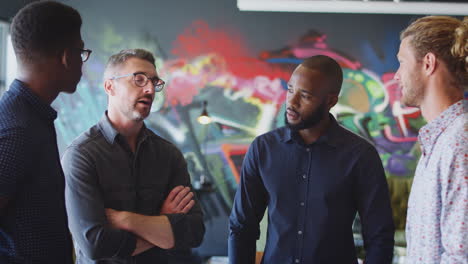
[62,49,205,264]
[0,1,89,263]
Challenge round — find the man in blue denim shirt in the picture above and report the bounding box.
[229,55,394,264]
[0,1,90,263]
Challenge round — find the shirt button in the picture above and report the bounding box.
[298,230,302,235]
[306,148,310,152]
[302,174,306,179]
[300,202,305,206]
[295,259,300,263]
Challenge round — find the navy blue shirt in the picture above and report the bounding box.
[0,80,73,263]
[229,116,394,264]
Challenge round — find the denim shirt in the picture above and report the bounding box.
[62,114,205,264]
[229,115,394,264]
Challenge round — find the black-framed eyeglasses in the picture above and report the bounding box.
[77,48,92,62]
[110,72,165,92]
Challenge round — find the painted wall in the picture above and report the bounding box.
[54,0,426,256]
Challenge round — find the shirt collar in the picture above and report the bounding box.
[281,114,341,148]
[10,79,57,121]
[98,113,119,144]
[418,99,467,152]
[98,112,150,145]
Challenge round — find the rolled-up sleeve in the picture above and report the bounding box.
[164,148,205,249]
[228,139,268,264]
[62,145,136,260]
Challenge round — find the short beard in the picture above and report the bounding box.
[285,101,327,131]
[401,69,424,107]
[131,111,146,122]
[122,105,149,122]
[402,85,424,107]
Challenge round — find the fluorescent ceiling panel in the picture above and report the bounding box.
[237,0,468,15]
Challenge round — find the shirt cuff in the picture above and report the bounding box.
[165,213,188,249]
[114,230,137,258]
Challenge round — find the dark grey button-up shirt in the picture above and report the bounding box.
[62,114,205,264]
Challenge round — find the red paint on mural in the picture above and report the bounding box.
[172,20,290,81]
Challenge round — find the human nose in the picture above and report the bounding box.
[142,81,155,94]
[287,90,299,107]
[394,69,401,81]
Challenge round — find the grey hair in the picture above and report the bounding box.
[104,49,156,79]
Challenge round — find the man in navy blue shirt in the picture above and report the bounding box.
[0,2,91,263]
[229,55,395,264]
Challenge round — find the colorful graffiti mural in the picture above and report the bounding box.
[54,20,425,236]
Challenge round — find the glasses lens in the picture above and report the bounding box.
[134,73,148,87]
[80,50,90,62]
[154,79,165,92]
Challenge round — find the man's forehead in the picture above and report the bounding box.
[294,66,325,80]
[400,37,413,50]
[290,67,329,92]
[397,39,409,56]
[74,34,84,47]
[122,58,156,72]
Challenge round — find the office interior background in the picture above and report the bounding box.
[0,0,467,263]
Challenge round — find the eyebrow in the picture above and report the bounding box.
[287,84,314,95]
[300,89,314,95]
[134,71,158,78]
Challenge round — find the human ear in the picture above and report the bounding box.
[422,52,437,76]
[61,48,71,68]
[104,79,115,96]
[327,94,339,110]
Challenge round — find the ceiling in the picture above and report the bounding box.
[237,0,468,15]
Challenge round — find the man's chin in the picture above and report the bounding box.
[286,121,305,131]
[62,85,78,94]
[131,112,149,122]
[401,96,419,108]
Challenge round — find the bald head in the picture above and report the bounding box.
[300,55,343,95]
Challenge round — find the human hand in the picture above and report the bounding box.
[160,185,195,214]
[105,208,131,230]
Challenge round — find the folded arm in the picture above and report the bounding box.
[163,150,205,249]
[106,209,175,249]
[105,185,196,250]
[106,149,205,250]
[62,146,138,260]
